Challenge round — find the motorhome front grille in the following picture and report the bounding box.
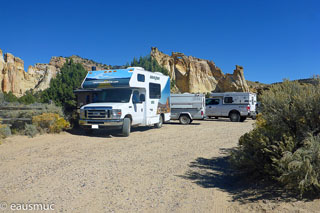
[86,110,109,119]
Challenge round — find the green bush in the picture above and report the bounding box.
[230,79,320,196]
[40,59,87,115]
[24,124,39,138]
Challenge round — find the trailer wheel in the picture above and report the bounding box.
[154,115,163,128]
[229,112,240,122]
[179,115,191,125]
[122,118,131,137]
[240,116,246,122]
[215,117,219,119]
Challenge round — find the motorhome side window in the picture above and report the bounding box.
[149,83,161,99]
[224,97,233,103]
[137,74,145,82]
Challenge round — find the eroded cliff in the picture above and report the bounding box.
[151,47,249,93]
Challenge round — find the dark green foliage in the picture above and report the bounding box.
[3,91,19,102]
[18,90,41,104]
[40,60,87,114]
[230,79,320,196]
[3,90,41,105]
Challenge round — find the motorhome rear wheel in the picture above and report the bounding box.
[154,115,163,128]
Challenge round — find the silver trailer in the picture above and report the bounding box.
[206,92,257,122]
[170,93,206,124]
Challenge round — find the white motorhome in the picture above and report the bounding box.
[75,67,171,136]
[206,92,257,122]
[170,93,206,124]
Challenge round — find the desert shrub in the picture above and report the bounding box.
[40,60,87,115]
[32,113,70,133]
[0,124,12,139]
[230,79,320,196]
[24,124,39,138]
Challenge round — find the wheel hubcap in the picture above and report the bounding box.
[182,117,188,123]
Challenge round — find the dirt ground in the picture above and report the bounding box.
[1,119,319,212]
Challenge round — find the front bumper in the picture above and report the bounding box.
[79,119,123,128]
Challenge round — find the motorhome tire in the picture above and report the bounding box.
[179,115,191,125]
[154,115,163,128]
[230,112,240,122]
[122,118,131,137]
[240,116,246,122]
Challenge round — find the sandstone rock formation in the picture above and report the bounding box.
[0,49,111,97]
[0,50,39,96]
[151,47,249,93]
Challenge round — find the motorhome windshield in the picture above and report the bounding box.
[93,89,132,103]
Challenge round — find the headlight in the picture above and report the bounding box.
[80,109,85,119]
[111,109,121,119]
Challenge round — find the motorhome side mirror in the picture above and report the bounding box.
[140,94,145,102]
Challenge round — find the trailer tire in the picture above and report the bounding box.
[179,115,191,125]
[122,118,131,137]
[229,112,240,122]
[215,117,219,119]
[154,115,163,128]
[240,116,246,122]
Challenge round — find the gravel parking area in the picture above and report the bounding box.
[1,119,318,212]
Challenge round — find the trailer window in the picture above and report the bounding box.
[224,97,233,103]
[149,83,161,99]
[206,99,220,105]
[137,74,145,82]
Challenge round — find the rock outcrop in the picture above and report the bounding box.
[151,47,249,93]
[0,49,111,97]
[0,51,39,96]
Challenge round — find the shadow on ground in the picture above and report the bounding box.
[67,125,153,138]
[179,148,303,204]
[166,122,201,125]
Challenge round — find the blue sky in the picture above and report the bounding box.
[1,0,319,83]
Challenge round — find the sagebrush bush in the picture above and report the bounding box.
[230,79,320,196]
[24,124,39,138]
[0,123,11,139]
[32,113,70,133]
